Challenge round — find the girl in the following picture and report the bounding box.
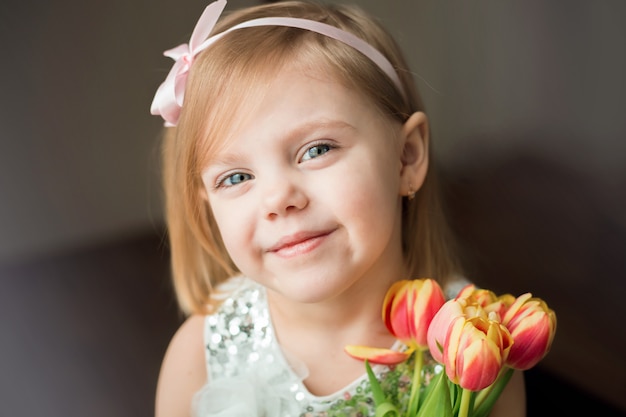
[150,1,526,416]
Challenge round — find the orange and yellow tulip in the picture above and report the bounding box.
[344,278,557,417]
[444,314,513,391]
[382,278,446,352]
[427,296,513,391]
[501,292,557,370]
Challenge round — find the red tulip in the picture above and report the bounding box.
[427,295,513,391]
[382,279,446,351]
[426,285,504,363]
[501,293,557,370]
[444,314,513,391]
[343,278,557,417]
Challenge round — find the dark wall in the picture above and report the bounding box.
[0,0,257,264]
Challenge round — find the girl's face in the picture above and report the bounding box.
[201,63,414,305]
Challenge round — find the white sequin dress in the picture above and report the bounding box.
[192,276,438,417]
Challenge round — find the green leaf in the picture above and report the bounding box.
[415,368,454,417]
[419,370,440,403]
[448,377,462,414]
[374,402,401,417]
[365,360,386,407]
[472,368,515,417]
[364,360,400,416]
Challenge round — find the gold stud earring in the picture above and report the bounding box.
[407,183,416,201]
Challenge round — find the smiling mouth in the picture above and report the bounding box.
[268,230,333,258]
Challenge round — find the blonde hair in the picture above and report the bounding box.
[160,0,462,314]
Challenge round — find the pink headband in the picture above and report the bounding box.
[150,0,405,126]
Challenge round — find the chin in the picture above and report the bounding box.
[269,274,357,305]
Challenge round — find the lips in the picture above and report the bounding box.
[267,230,333,257]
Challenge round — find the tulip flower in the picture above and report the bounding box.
[426,292,514,417]
[501,292,557,370]
[383,279,446,351]
[383,279,447,414]
[427,288,499,364]
[428,284,498,349]
[443,314,513,391]
[344,278,556,417]
[428,297,513,392]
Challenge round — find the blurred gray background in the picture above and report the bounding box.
[1,0,625,416]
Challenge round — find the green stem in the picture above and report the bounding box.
[472,368,515,417]
[407,349,424,415]
[474,379,495,407]
[458,389,473,417]
[474,367,508,407]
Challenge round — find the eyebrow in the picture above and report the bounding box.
[204,118,357,169]
[286,118,357,140]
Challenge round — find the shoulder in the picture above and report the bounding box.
[489,370,527,417]
[155,314,207,417]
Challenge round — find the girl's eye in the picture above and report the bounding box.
[219,172,253,187]
[301,143,333,162]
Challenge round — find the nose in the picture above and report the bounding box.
[260,175,308,219]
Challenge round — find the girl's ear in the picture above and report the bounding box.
[399,111,429,197]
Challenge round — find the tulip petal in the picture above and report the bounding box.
[344,345,410,365]
[412,280,446,348]
[427,299,464,364]
[455,283,476,300]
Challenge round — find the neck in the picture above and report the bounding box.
[266,272,401,396]
[267,268,394,334]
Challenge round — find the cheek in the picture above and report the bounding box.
[208,198,252,255]
[355,152,401,206]
[328,160,401,231]
[211,206,259,275]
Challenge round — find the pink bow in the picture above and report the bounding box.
[150,0,228,126]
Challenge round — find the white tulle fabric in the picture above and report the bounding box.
[192,364,305,417]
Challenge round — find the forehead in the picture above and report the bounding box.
[204,59,382,151]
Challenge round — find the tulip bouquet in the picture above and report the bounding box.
[345,279,556,417]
